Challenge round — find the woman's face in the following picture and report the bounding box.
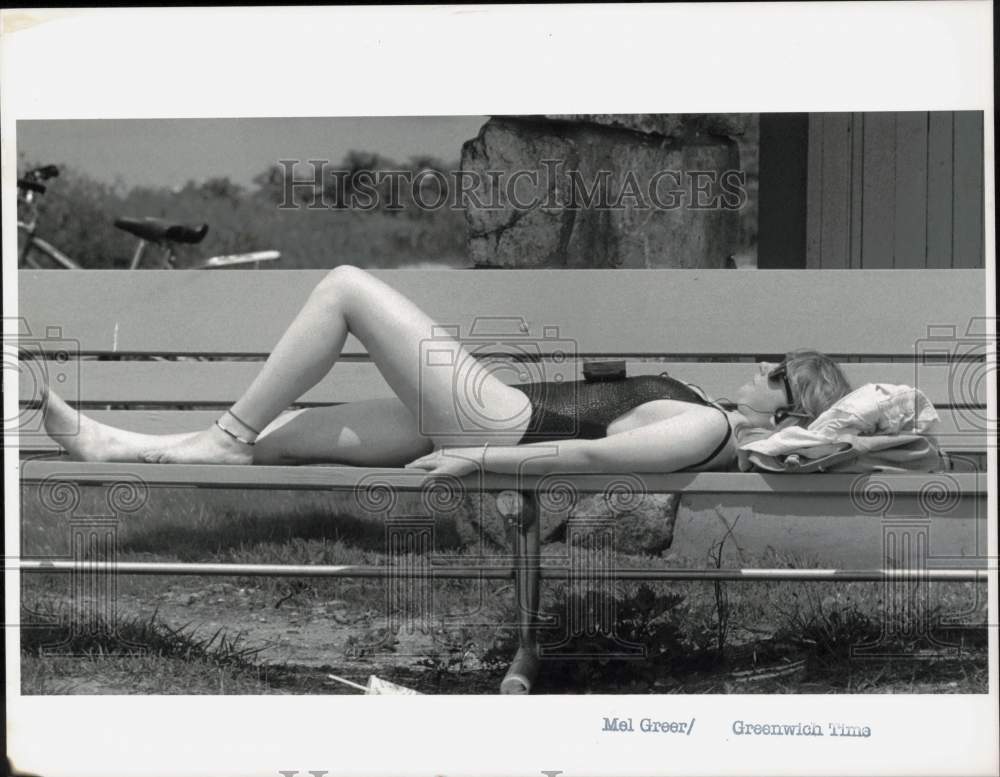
[734,361,791,426]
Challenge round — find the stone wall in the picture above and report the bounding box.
[461,114,758,269]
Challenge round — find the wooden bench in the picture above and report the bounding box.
[16,268,990,693]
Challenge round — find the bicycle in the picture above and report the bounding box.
[17,164,281,270]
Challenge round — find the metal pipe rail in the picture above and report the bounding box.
[16,560,989,582]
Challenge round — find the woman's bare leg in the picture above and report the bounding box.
[252,399,433,465]
[43,388,432,465]
[139,265,531,464]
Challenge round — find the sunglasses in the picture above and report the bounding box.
[766,361,795,407]
[766,361,813,424]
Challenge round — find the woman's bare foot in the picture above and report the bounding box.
[43,388,200,462]
[42,388,254,464]
[44,389,145,461]
[138,423,253,465]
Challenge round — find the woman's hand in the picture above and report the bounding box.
[404,447,484,477]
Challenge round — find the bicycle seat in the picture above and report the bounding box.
[113,217,209,245]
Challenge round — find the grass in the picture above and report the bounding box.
[19,485,990,694]
[20,599,271,695]
[22,654,277,695]
[22,600,264,666]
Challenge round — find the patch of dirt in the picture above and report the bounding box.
[111,583,436,669]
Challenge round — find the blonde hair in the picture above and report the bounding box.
[783,349,852,424]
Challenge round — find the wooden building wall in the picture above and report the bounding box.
[804,112,984,269]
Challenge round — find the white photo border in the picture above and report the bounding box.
[2,4,996,777]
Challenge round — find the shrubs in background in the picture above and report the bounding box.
[18,154,469,269]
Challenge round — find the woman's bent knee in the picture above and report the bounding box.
[327,264,368,284]
[312,264,368,301]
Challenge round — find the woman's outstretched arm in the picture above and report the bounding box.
[578,407,730,472]
[406,406,730,476]
[405,438,594,477]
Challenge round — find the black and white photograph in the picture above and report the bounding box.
[3,4,996,777]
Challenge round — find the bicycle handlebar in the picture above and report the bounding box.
[18,179,47,194]
[28,164,60,180]
[18,164,60,195]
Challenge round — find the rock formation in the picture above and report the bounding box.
[461,114,757,268]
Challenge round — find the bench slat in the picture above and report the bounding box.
[20,360,986,407]
[17,408,989,454]
[18,459,985,495]
[19,269,985,356]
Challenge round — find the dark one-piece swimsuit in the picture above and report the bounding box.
[514,373,733,470]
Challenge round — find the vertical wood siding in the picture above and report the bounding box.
[806,112,983,269]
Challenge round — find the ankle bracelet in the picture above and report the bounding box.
[225,409,262,437]
[215,419,256,446]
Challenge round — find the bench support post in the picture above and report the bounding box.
[496,490,541,694]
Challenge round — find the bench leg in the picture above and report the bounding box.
[496,490,541,694]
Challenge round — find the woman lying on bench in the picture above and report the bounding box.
[42,265,852,475]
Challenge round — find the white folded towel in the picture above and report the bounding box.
[738,383,940,457]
